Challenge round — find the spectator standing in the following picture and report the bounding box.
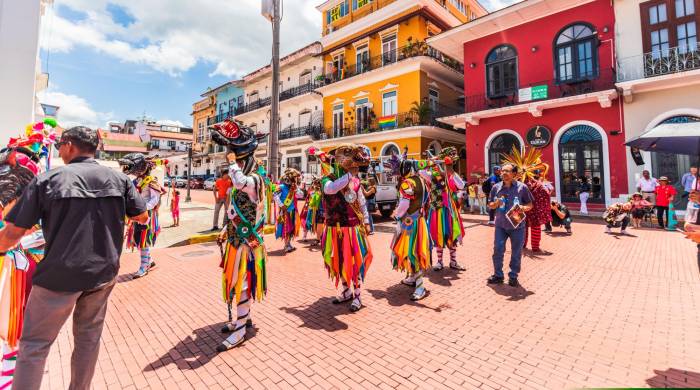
[681,166,698,198]
[477,178,488,215]
[171,190,180,227]
[468,182,478,213]
[485,166,501,225]
[0,126,148,390]
[636,170,659,204]
[486,163,533,287]
[212,169,232,230]
[654,176,677,229]
[577,176,591,215]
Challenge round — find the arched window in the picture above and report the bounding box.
[555,23,598,83]
[488,133,520,172]
[485,45,518,98]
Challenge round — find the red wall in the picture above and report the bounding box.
[464,100,629,198]
[460,0,628,200]
[462,0,616,96]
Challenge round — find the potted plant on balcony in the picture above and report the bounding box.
[410,100,432,126]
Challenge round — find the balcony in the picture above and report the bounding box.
[318,44,463,87]
[464,68,616,113]
[617,44,700,82]
[321,109,463,141]
[279,125,324,141]
[231,82,322,117]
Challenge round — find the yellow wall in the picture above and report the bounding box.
[322,15,429,71]
[322,70,423,132]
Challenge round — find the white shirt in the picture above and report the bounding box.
[637,177,658,192]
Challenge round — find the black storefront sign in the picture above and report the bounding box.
[526,125,552,148]
[630,147,645,166]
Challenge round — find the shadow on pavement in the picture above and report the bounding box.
[280,297,349,332]
[367,284,449,312]
[487,283,535,301]
[427,267,462,287]
[546,231,572,237]
[646,368,700,388]
[144,322,259,371]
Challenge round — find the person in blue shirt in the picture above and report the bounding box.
[681,166,698,198]
[486,163,533,287]
[485,166,502,225]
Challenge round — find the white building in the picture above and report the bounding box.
[0,0,53,144]
[615,0,700,206]
[224,42,325,180]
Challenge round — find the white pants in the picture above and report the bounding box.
[579,192,589,214]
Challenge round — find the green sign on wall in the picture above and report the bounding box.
[531,85,548,100]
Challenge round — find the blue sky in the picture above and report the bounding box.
[39,0,514,129]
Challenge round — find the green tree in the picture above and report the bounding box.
[410,100,432,125]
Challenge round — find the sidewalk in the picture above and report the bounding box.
[43,218,700,389]
[154,200,217,248]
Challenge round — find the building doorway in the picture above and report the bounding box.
[558,125,604,203]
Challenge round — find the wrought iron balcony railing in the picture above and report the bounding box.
[617,43,700,82]
[320,109,464,140]
[318,44,463,86]
[464,67,616,113]
[279,125,324,141]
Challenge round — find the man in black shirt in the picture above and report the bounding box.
[545,201,572,234]
[0,126,148,390]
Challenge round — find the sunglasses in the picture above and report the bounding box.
[55,139,71,148]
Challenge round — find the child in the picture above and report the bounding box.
[171,190,180,227]
[630,192,652,228]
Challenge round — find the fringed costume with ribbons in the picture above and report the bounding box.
[312,145,372,312]
[300,180,324,244]
[273,182,301,246]
[0,119,56,390]
[119,154,166,278]
[209,119,268,352]
[419,147,466,271]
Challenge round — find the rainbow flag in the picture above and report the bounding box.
[378,115,397,129]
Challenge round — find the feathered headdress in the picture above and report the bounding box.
[500,146,550,183]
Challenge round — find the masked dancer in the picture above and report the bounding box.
[274,168,302,252]
[312,145,372,312]
[118,154,165,278]
[420,147,466,272]
[384,150,432,300]
[0,119,57,389]
[210,120,268,352]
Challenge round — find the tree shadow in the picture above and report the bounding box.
[143,322,259,372]
[280,297,349,332]
[426,267,461,287]
[646,368,700,388]
[488,283,535,302]
[367,284,449,313]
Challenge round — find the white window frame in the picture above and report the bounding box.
[381,34,397,65]
[382,91,397,116]
[333,104,344,138]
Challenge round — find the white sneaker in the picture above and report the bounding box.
[487,221,495,226]
[605,227,612,234]
[621,229,631,236]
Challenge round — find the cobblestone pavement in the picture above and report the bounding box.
[42,215,700,389]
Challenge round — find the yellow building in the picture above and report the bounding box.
[313,0,487,175]
[191,95,217,176]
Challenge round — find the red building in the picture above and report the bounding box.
[429,0,628,210]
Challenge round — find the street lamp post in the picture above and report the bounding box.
[263,0,281,180]
[185,145,192,202]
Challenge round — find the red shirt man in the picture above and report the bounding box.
[654,178,677,207]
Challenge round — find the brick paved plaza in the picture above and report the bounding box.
[42,216,700,389]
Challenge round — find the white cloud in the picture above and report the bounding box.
[37,89,113,129]
[42,0,323,77]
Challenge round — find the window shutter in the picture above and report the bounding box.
[327,10,331,24]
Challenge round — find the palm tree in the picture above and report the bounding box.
[410,100,432,125]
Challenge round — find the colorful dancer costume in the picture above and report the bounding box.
[119,154,166,278]
[501,148,552,252]
[0,119,57,389]
[274,168,302,252]
[384,151,432,301]
[210,120,268,352]
[312,145,372,312]
[301,178,323,245]
[420,147,466,271]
